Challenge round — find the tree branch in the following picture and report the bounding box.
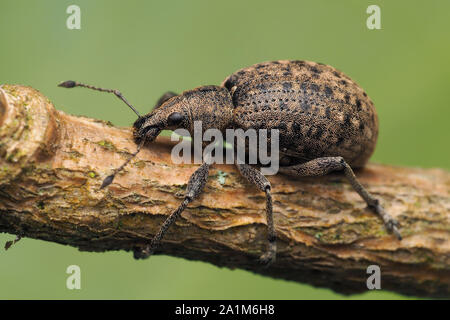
[0,84,449,297]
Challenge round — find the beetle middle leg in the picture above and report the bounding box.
[236,163,276,266]
[279,156,401,239]
[134,161,211,259]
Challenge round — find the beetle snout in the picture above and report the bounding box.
[134,125,161,143]
[133,114,163,143]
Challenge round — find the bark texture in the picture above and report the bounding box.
[0,84,449,297]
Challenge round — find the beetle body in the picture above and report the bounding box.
[135,60,377,169]
[61,60,400,266]
[223,60,378,168]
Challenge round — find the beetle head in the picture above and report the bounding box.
[133,85,233,143]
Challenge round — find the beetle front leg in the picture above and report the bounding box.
[279,157,402,239]
[236,163,276,266]
[134,161,210,259]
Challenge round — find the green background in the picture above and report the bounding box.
[0,0,448,299]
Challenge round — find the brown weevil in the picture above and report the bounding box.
[59,60,401,266]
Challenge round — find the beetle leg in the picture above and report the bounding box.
[134,161,210,259]
[279,157,402,240]
[236,163,276,266]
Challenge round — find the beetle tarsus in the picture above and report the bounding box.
[383,215,402,240]
[392,225,402,241]
[133,247,154,260]
[369,201,402,240]
[259,240,276,267]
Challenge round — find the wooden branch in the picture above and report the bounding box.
[0,84,449,298]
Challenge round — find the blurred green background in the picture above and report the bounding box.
[0,0,448,299]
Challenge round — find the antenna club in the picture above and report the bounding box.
[100,174,115,189]
[58,80,77,88]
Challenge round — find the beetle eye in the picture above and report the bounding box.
[167,112,184,125]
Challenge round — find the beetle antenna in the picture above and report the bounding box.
[100,139,145,189]
[58,80,141,118]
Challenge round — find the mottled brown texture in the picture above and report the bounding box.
[136,60,377,168]
[134,85,234,144]
[222,60,378,168]
[0,84,449,297]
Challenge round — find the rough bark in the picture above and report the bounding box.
[0,84,449,298]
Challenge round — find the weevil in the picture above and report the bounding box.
[59,60,401,265]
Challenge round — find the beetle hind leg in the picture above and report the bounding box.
[279,157,401,240]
